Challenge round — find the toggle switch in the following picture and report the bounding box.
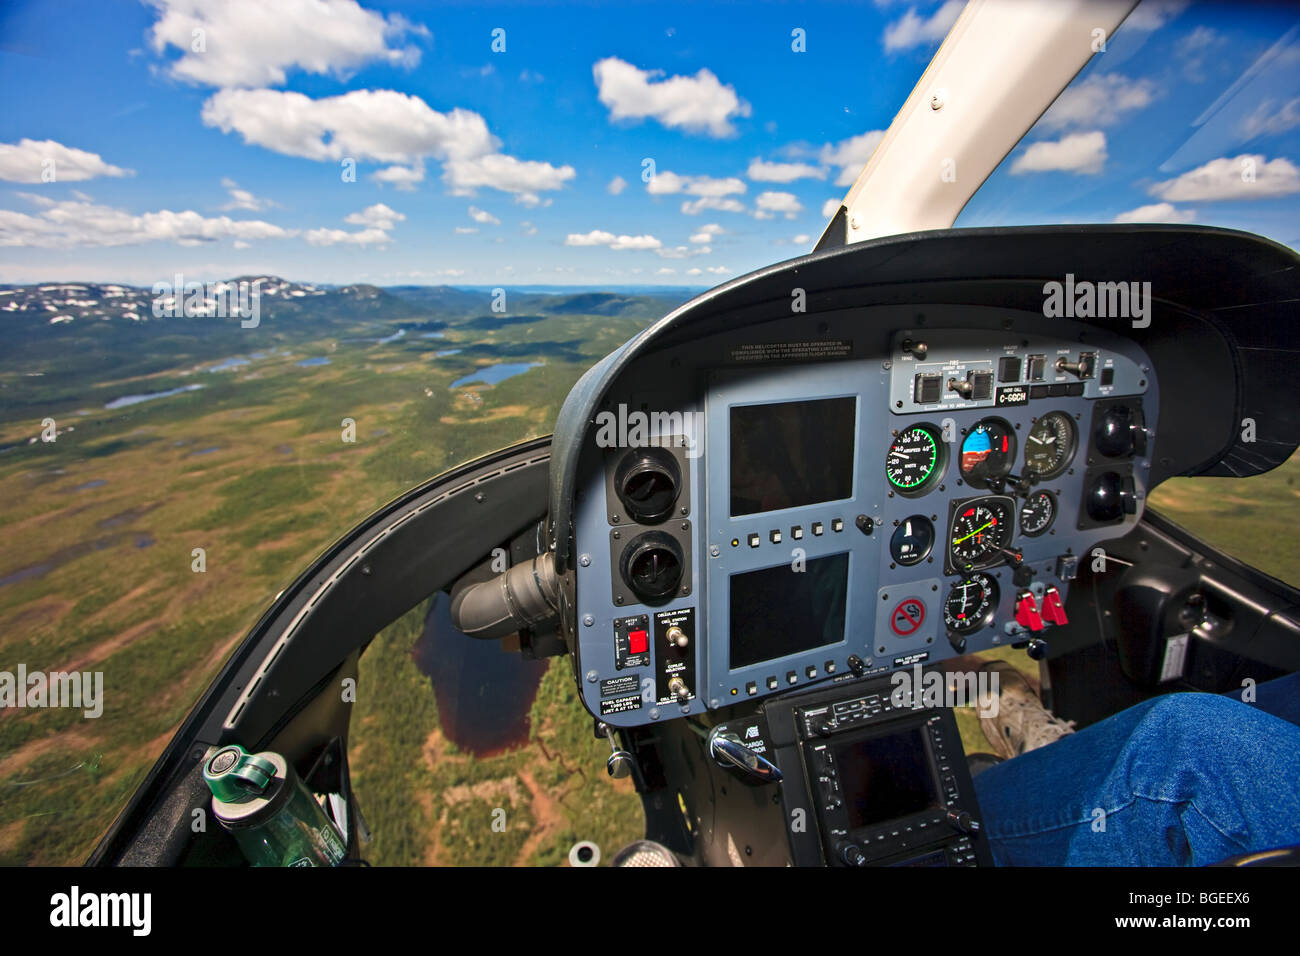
[1014,591,1045,632]
[1041,587,1069,626]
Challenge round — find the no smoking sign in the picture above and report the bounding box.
[890,597,926,637]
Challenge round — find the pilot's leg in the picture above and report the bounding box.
[972,682,1300,866]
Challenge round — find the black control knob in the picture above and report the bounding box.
[847,655,866,677]
[839,842,868,867]
[614,447,682,523]
[1026,638,1048,661]
[814,719,833,738]
[945,809,975,834]
[948,633,967,654]
[620,531,684,602]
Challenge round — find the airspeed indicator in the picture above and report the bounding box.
[885,424,946,497]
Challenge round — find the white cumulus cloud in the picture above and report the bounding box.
[0,139,133,184]
[646,170,746,198]
[218,177,276,212]
[200,88,574,204]
[467,205,500,225]
[344,202,404,230]
[681,196,746,216]
[0,193,291,248]
[1010,131,1108,175]
[1149,154,1300,201]
[1039,74,1156,131]
[593,56,751,137]
[689,223,725,244]
[754,191,804,219]
[565,230,662,251]
[146,0,428,88]
[370,163,425,190]
[607,175,628,195]
[304,226,390,246]
[1113,202,1195,223]
[746,158,827,183]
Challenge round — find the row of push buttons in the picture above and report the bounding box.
[929,718,960,803]
[741,660,837,696]
[740,518,844,548]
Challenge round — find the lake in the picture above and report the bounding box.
[104,384,204,409]
[450,362,542,389]
[411,592,549,756]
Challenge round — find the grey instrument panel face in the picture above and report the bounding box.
[570,305,1158,727]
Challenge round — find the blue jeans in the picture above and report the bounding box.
[973,672,1300,865]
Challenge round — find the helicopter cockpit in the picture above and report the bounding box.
[78,0,1300,873]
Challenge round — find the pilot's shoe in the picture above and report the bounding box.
[979,660,1076,760]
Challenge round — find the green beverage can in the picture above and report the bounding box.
[203,744,346,867]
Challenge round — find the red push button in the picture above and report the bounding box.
[1042,587,1069,626]
[628,629,649,655]
[1014,592,1044,632]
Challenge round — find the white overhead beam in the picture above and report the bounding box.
[826,0,1138,246]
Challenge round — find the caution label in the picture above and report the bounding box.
[600,675,640,699]
[729,340,853,364]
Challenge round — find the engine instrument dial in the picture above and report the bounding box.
[1019,490,1057,537]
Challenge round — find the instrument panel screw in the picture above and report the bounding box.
[710,545,720,557]
[882,360,892,371]
[579,553,591,567]
[475,492,485,503]
[583,615,594,627]
[586,670,598,682]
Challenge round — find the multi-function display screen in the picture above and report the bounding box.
[729,397,856,517]
[833,728,938,828]
[728,552,848,668]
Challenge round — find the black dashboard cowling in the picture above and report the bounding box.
[546,224,1300,574]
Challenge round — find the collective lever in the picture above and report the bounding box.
[598,722,635,779]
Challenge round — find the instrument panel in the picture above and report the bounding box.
[568,305,1158,726]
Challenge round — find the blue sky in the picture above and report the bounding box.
[0,0,1297,287]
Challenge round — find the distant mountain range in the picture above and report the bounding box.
[0,277,695,334]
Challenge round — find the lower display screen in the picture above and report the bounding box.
[729,552,848,668]
[833,728,937,828]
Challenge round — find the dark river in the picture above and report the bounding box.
[411,591,549,757]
